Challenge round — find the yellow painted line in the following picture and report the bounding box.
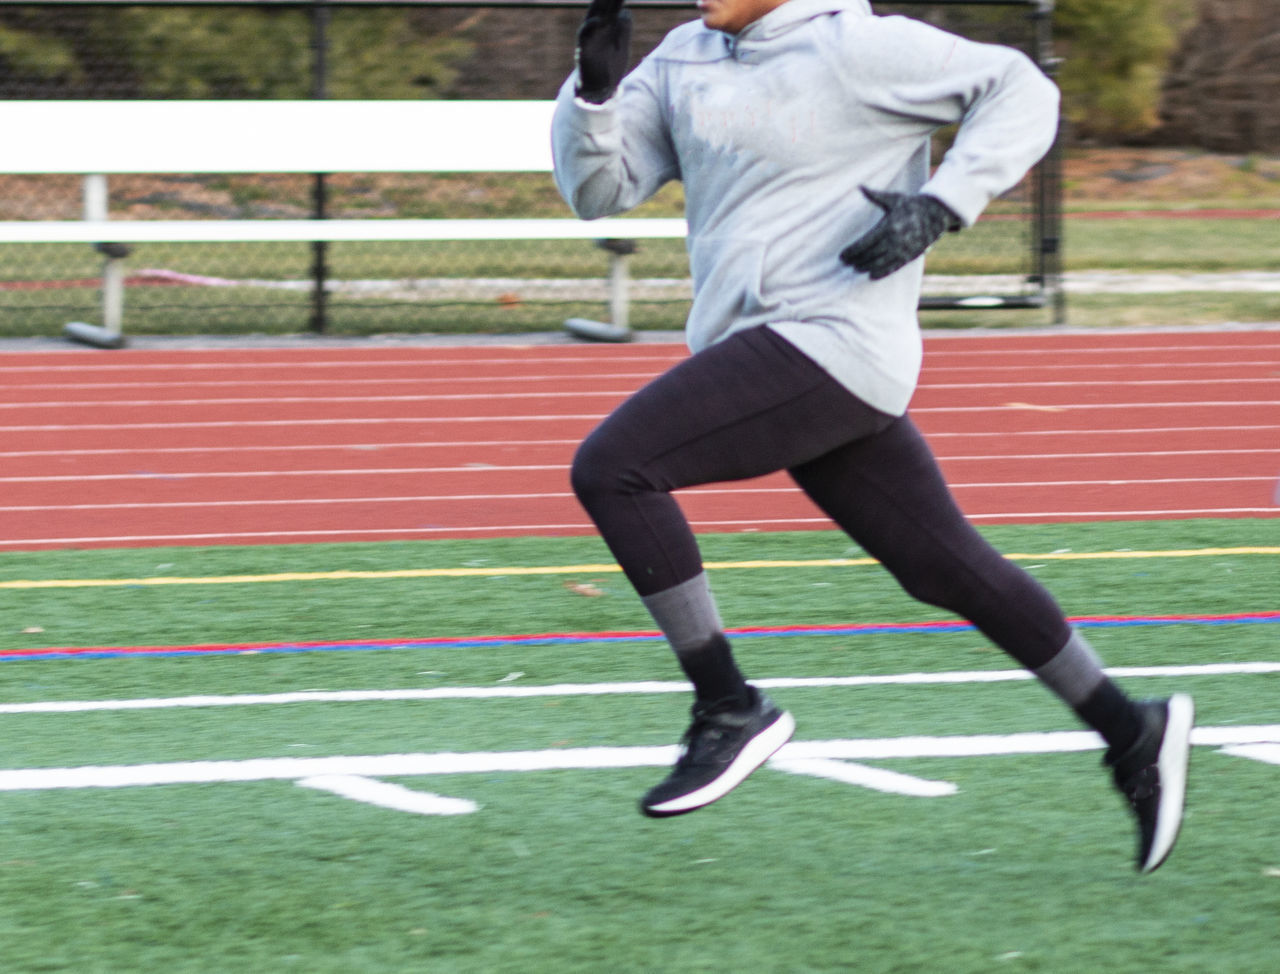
[1002,547,1280,561]
[0,547,1276,591]
[0,565,625,590]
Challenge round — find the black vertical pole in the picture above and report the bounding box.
[309,0,330,333]
[1032,0,1065,325]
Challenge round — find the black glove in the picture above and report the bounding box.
[839,187,959,280]
[575,0,632,104]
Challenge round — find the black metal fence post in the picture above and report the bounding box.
[309,0,330,333]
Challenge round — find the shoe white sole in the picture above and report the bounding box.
[1141,692,1195,874]
[644,710,796,816]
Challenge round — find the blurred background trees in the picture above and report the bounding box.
[1053,0,1195,142]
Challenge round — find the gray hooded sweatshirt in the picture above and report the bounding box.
[551,0,1059,415]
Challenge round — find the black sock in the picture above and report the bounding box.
[673,633,750,706]
[1074,679,1144,753]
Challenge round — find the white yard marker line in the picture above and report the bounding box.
[296,775,478,816]
[1219,744,1280,766]
[1,726,1277,793]
[771,758,958,797]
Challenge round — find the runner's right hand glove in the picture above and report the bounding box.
[575,0,632,104]
[840,187,959,280]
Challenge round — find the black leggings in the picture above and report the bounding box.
[570,325,1071,669]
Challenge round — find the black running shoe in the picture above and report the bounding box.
[1105,693,1194,873]
[640,686,794,818]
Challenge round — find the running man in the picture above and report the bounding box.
[552,0,1193,872]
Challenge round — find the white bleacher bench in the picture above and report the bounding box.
[0,100,687,346]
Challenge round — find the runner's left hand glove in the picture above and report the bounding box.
[575,0,632,104]
[839,187,959,280]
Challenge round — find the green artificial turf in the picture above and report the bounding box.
[0,520,1277,972]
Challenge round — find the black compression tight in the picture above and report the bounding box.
[570,325,1072,669]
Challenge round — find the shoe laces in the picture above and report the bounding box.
[675,695,750,767]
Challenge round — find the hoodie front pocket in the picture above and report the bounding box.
[687,235,771,341]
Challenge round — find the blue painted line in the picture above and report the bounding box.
[3,613,1276,662]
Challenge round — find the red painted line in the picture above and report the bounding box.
[6,612,1278,661]
[1063,208,1280,220]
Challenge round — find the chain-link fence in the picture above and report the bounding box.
[0,0,1061,339]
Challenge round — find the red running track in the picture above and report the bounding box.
[1,329,1278,550]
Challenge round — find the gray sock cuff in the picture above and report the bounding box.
[1032,630,1107,707]
[640,572,724,653]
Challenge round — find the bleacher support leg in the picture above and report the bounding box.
[565,238,636,343]
[64,174,128,349]
[64,241,130,350]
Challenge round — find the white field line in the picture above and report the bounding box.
[3,661,1277,809]
[1220,744,1280,766]
[2,725,1278,792]
[4,662,1279,715]
[770,757,959,797]
[296,775,478,815]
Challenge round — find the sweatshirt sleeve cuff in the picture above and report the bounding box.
[918,169,986,229]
